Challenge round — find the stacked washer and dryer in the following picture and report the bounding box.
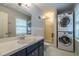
[57,12,75,52]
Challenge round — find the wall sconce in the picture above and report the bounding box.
[38,15,49,20]
[39,12,54,20]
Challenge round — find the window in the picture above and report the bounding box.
[16,18,27,36]
[27,20,31,34]
[75,14,79,39]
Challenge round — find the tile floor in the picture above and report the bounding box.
[44,42,75,56]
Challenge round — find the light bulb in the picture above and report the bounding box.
[22,3,31,8]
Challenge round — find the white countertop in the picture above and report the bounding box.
[0,36,44,56]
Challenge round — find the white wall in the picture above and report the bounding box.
[26,4,44,36]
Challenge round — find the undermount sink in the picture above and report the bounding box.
[17,37,37,44]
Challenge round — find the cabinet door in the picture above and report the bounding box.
[38,44,44,56]
[26,42,38,55]
[26,42,39,56]
[11,48,26,56]
[38,40,44,56]
[27,48,39,56]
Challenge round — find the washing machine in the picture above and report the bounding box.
[58,31,74,51]
[58,12,73,31]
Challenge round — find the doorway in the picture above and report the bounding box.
[44,18,53,43]
[43,11,56,43]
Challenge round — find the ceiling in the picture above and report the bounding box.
[0,3,31,16]
[0,3,75,15]
[34,3,75,12]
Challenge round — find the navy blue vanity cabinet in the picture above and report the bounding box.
[26,39,44,56]
[11,48,26,56]
[38,40,44,56]
[26,40,39,56]
[26,47,39,56]
[11,39,44,56]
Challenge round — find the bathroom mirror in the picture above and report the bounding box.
[0,4,31,38]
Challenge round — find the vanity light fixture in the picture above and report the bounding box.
[18,3,31,8]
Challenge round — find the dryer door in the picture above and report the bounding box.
[59,16,70,27]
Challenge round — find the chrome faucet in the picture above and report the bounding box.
[19,34,25,40]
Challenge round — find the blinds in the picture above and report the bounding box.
[75,14,79,39]
[16,18,27,35]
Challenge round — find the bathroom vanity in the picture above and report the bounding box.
[0,36,44,56]
[11,39,44,56]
